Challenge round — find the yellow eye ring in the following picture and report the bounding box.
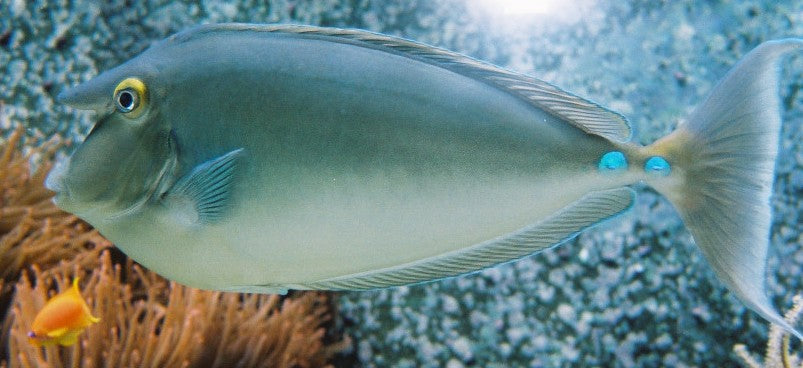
[113,78,148,118]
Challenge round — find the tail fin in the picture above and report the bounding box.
[647,39,803,339]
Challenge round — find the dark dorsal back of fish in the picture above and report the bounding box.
[156,24,632,143]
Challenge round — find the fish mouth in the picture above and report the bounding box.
[45,157,70,203]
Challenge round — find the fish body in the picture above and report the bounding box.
[28,279,99,347]
[46,24,802,338]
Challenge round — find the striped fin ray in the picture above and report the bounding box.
[164,148,244,224]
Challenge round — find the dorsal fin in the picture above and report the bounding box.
[164,24,632,142]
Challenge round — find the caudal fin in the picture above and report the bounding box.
[647,39,803,339]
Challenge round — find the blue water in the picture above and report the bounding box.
[2,1,801,366]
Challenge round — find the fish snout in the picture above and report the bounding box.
[44,156,82,213]
[45,157,69,195]
[27,331,44,347]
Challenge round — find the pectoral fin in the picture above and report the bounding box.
[303,187,635,290]
[163,148,244,225]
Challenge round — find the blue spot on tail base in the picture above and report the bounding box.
[645,156,671,176]
[598,151,628,173]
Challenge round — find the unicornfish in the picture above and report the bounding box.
[45,24,803,338]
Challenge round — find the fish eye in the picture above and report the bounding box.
[113,77,148,118]
[115,89,138,112]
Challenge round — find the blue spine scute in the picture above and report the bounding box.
[598,151,628,173]
[644,156,671,176]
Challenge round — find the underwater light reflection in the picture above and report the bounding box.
[470,0,598,25]
[480,0,565,15]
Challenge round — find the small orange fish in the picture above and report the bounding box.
[27,278,100,347]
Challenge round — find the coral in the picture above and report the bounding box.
[3,251,349,368]
[734,295,803,368]
[0,122,112,360]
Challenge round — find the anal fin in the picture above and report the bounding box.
[303,187,635,290]
[221,285,289,295]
